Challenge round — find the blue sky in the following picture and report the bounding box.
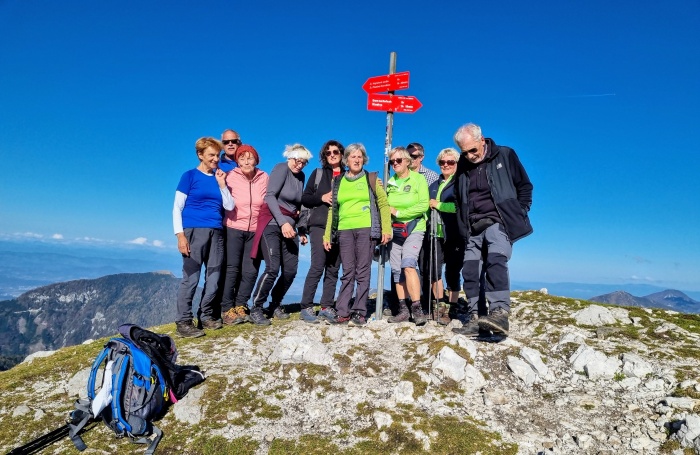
[1,0,699,292]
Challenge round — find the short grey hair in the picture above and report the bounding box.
[388,146,412,166]
[343,143,369,165]
[436,147,460,164]
[453,123,483,146]
[283,143,313,161]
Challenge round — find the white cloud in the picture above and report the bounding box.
[51,233,64,240]
[15,232,43,239]
[152,240,165,248]
[128,237,149,245]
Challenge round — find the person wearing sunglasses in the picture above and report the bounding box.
[297,140,346,323]
[249,144,312,325]
[427,148,462,325]
[385,146,430,325]
[172,137,234,338]
[451,123,533,338]
[219,129,241,173]
[406,142,439,315]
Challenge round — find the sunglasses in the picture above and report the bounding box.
[439,160,457,166]
[325,149,341,156]
[222,139,241,145]
[462,147,478,155]
[292,158,308,166]
[410,154,423,159]
[388,158,403,165]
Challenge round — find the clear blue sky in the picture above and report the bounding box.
[1,0,699,291]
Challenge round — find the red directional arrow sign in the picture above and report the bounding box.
[362,71,410,93]
[367,93,422,113]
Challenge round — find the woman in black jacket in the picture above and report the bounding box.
[298,140,345,323]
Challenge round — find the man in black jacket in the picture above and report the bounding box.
[451,123,533,337]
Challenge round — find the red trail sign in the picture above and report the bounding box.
[367,93,422,113]
[362,71,410,93]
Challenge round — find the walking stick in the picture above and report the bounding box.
[428,208,438,321]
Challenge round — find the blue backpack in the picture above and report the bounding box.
[69,337,170,454]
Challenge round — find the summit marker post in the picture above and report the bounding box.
[364,52,423,321]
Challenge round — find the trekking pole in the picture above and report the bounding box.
[427,208,436,321]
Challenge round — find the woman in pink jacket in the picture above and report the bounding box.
[220,144,269,325]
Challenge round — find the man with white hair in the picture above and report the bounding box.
[451,123,533,337]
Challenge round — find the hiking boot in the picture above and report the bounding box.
[329,314,351,325]
[349,313,367,327]
[388,301,410,323]
[300,307,319,324]
[435,302,451,326]
[382,307,393,317]
[317,306,338,323]
[478,308,509,335]
[411,302,428,326]
[222,308,238,325]
[201,318,223,330]
[176,320,205,338]
[249,308,271,326]
[452,313,480,336]
[272,306,290,320]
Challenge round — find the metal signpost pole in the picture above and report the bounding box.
[375,51,396,321]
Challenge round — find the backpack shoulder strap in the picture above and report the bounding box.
[367,171,378,195]
[314,167,323,189]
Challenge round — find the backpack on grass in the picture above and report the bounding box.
[67,324,205,455]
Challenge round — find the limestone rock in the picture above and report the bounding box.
[572,305,617,326]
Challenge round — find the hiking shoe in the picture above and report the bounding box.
[222,308,238,325]
[435,303,451,326]
[478,308,509,335]
[349,313,367,327]
[201,318,223,330]
[249,308,271,326]
[176,321,205,338]
[382,307,393,317]
[452,313,480,336]
[388,301,410,323]
[272,306,290,320]
[329,314,351,325]
[317,306,338,323]
[411,303,428,326]
[300,307,319,324]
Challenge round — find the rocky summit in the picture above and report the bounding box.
[2,291,700,454]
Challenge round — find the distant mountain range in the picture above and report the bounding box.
[589,289,700,313]
[0,272,190,371]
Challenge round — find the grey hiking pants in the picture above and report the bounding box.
[462,223,512,314]
[176,228,224,323]
[335,228,375,318]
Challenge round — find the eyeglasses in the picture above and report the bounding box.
[325,149,341,156]
[222,139,241,145]
[388,158,403,165]
[462,147,478,155]
[410,154,423,159]
[439,160,457,166]
[292,158,308,166]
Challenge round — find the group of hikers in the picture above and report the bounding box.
[172,123,534,339]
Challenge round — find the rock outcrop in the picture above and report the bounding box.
[1,290,700,454]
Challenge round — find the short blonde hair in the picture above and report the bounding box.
[436,147,460,165]
[195,137,224,157]
[388,146,412,166]
[283,143,313,161]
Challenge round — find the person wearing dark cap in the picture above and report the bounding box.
[220,144,269,325]
[219,129,241,173]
